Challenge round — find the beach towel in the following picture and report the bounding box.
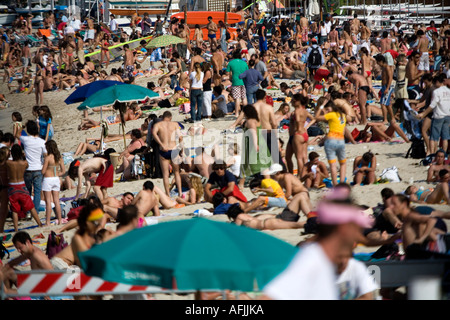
[94,162,114,188]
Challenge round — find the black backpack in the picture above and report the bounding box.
[308,46,321,67]
[405,137,426,159]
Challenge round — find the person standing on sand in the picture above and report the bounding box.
[20,120,47,218]
[6,145,43,231]
[0,147,9,233]
[206,16,218,49]
[68,155,114,201]
[152,111,183,197]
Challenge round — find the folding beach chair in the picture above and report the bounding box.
[26,34,43,47]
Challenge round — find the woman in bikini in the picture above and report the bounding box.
[115,129,147,180]
[194,24,204,49]
[42,140,65,226]
[31,62,45,106]
[342,23,353,61]
[359,47,379,99]
[405,176,450,205]
[100,33,111,68]
[286,94,311,177]
[353,150,377,185]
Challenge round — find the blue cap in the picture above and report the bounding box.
[175,86,183,92]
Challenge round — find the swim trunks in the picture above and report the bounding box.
[8,182,35,219]
[208,33,216,39]
[211,185,248,202]
[94,162,114,188]
[359,86,370,95]
[276,207,300,222]
[379,85,394,107]
[159,149,173,160]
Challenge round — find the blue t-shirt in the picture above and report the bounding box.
[207,170,236,189]
[38,116,53,140]
[214,203,235,215]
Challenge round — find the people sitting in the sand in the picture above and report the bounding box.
[301,151,329,188]
[263,163,311,204]
[355,122,410,143]
[248,175,288,209]
[217,194,305,230]
[426,150,450,183]
[131,181,160,224]
[191,147,215,179]
[2,231,53,292]
[405,171,450,204]
[101,192,135,221]
[187,123,208,136]
[352,151,377,185]
[158,61,179,89]
[74,138,105,156]
[79,102,142,130]
[274,102,292,128]
[115,129,146,180]
[204,162,248,204]
[146,86,184,109]
[146,81,164,99]
[71,202,105,267]
[167,173,204,206]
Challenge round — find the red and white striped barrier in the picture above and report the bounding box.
[2,271,168,298]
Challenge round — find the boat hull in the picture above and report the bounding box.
[171,11,243,26]
[0,13,16,25]
[109,8,175,16]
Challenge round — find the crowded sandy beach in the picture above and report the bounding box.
[0,2,450,301]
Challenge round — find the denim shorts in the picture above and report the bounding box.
[430,116,450,141]
[324,138,346,163]
[267,197,287,208]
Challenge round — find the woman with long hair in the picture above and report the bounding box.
[315,100,351,186]
[37,105,53,141]
[174,175,204,205]
[100,33,111,68]
[42,140,65,225]
[202,62,213,121]
[342,23,353,60]
[188,62,204,122]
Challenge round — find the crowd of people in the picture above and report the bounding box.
[0,5,450,300]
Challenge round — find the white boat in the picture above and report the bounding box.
[15,4,53,14]
[0,5,17,25]
[107,0,180,17]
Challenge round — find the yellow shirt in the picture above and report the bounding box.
[324,111,346,139]
[261,178,286,200]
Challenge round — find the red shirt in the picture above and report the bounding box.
[386,49,399,59]
[57,22,66,31]
[426,26,437,33]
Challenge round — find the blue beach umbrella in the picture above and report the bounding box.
[64,80,126,105]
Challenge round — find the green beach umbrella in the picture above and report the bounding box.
[146,35,186,49]
[78,218,298,291]
[77,84,159,110]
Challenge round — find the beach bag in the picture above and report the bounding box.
[179,102,191,114]
[308,46,321,67]
[380,166,402,183]
[351,128,360,140]
[420,153,435,166]
[46,231,68,259]
[212,108,225,119]
[405,137,426,159]
[260,78,269,88]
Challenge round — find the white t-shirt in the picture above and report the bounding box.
[189,71,204,89]
[229,155,241,177]
[324,21,332,34]
[110,19,118,32]
[70,19,81,31]
[263,242,339,300]
[336,258,379,300]
[429,85,450,119]
[20,135,47,171]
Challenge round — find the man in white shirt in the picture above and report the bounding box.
[419,73,450,154]
[110,14,118,33]
[336,246,379,300]
[69,16,81,32]
[262,198,374,300]
[20,120,47,214]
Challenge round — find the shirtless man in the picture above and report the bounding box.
[417,30,430,72]
[347,70,370,125]
[68,156,114,201]
[301,151,329,188]
[2,231,53,291]
[376,54,395,124]
[50,244,75,270]
[6,145,42,231]
[152,111,183,197]
[189,47,206,73]
[405,51,423,99]
[211,45,224,77]
[380,31,392,54]
[102,192,135,219]
[426,150,450,183]
[75,32,85,65]
[123,44,135,80]
[131,181,160,220]
[193,147,214,179]
[207,16,218,49]
[359,20,371,53]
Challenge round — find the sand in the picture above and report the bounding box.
[0,51,448,298]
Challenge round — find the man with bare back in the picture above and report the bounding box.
[131,181,160,221]
[207,16,218,49]
[123,44,135,80]
[347,70,369,125]
[69,156,114,201]
[376,54,395,124]
[152,111,183,197]
[417,30,430,72]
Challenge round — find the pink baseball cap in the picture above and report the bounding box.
[317,201,374,228]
